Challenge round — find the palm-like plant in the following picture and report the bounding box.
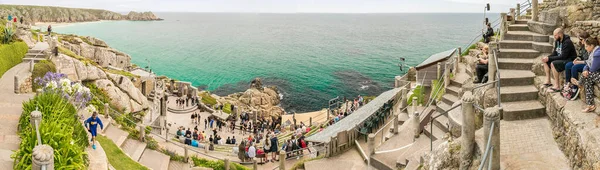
[3,27,15,44]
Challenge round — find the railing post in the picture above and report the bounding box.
[309,117,312,127]
[413,111,420,140]
[32,144,54,170]
[437,62,442,80]
[516,3,521,18]
[412,97,417,112]
[184,145,189,163]
[14,75,19,93]
[484,107,501,170]
[30,60,34,72]
[279,150,286,170]
[367,133,375,168]
[459,92,476,170]
[444,62,450,88]
[393,112,399,134]
[456,47,461,74]
[253,159,258,170]
[532,0,539,21]
[139,125,145,142]
[488,50,497,85]
[104,103,109,119]
[224,158,230,170]
[30,110,43,146]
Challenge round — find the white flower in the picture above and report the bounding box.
[86,105,97,113]
[46,81,58,89]
[72,83,83,94]
[59,78,71,88]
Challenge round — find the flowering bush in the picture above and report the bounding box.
[34,72,92,109]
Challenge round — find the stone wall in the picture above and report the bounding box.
[18,76,33,94]
[534,77,600,169]
[570,20,600,37]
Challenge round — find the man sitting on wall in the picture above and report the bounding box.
[483,23,494,43]
[542,28,577,92]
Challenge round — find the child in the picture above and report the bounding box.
[85,112,104,150]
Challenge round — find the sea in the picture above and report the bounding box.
[50,13,499,113]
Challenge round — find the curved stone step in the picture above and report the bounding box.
[499,70,535,87]
[500,40,532,50]
[167,106,198,114]
[432,113,450,133]
[446,85,460,96]
[500,85,539,102]
[442,94,459,106]
[139,149,170,170]
[499,49,540,59]
[498,58,534,70]
[105,125,128,147]
[121,139,147,162]
[515,20,528,25]
[502,100,545,121]
[508,24,529,31]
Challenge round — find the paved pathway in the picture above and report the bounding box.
[0,63,34,169]
[500,118,570,169]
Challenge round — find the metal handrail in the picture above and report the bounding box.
[429,103,462,151]
[478,121,496,170]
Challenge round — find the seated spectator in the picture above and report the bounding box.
[574,37,600,112]
[192,130,198,140]
[209,135,213,143]
[176,127,183,139]
[474,45,490,84]
[238,141,246,161]
[191,140,199,147]
[543,28,577,92]
[231,136,237,144]
[256,148,266,163]
[564,31,591,100]
[226,137,232,144]
[483,22,494,43]
[185,136,192,145]
[247,144,256,160]
[185,128,192,137]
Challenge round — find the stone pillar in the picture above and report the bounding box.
[224,158,230,170]
[279,150,286,170]
[516,4,521,18]
[532,0,539,21]
[510,8,516,18]
[32,144,54,170]
[500,13,507,36]
[367,133,375,168]
[413,111,420,139]
[437,62,442,80]
[253,159,257,170]
[30,110,42,136]
[412,97,418,112]
[484,107,500,170]
[184,145,189,163]
[444,62,450,88]
[14,75,19,93]
[459,91,476,170]
[488,50,497,85]
[30,60,34,72]
[169,80,174,93]
[104,103,109,119]
[393,112,399,134]
[139,125,145,142]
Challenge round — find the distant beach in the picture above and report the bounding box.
[33,20,107,30]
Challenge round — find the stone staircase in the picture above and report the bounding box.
[497,19,552,120]
[103,124,173,170]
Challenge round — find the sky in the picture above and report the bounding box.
[1,0,522,13]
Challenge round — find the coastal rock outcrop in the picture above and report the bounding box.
[94,79,145,113]
[106,73,149,108]
[61,36,131,69]
[52,54,108,81]
[0,5,161,24]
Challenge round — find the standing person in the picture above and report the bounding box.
[248,143,256,161]
[47,25,52,36]
[7,14,12,27]
[576,37,600,112]
[85,112,104,150]
[19,16,23,24]
[542,28,577,92]
[270,133,278,162]
[204,118,208,129]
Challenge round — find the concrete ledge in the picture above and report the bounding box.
[528,20,558,35]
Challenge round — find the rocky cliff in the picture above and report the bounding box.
[210,78,285,120]
[0,5,162,24]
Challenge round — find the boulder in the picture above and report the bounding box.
[53,54,107,81]
[106,73,149,108]
[94,48,117,67]
[94,79,135,112]
[85,36,108,47]
[528,8,562,35]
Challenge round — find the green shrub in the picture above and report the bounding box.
[32,60,57,90]
[430,80,445,102]
[0,41,28,77]
[223,103,232,114]
[191,156,250,170]
[407,85,424,106]
[2,27,16,44]
[106,69,138,78]
[13,93,89,169]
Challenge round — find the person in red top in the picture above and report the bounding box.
[13,17,17,23]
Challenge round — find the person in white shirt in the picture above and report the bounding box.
[248,144,256,160]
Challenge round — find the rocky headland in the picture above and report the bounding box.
[0,5,162,25]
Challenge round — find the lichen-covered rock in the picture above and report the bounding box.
[126,11,162,21]
[85,36,108,47]
[94,79,144,113]
[106,73,149,109]
[52,54,107,81]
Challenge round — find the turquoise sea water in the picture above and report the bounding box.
[53,13,499,112]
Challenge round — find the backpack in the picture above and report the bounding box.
[561,83,578,100]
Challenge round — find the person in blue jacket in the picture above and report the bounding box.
[85,112,104,149]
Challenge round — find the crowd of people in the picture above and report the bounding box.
[175,96,199,109]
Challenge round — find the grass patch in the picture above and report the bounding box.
[58,46,99,66]
[97,136,149,170]
[106,69,138,78]
[290,155,325,170]
[223,103,232,114]
[430,80,445,102]
[200,92,217,106]
[0,41,28,77]
[191,156,250,170]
